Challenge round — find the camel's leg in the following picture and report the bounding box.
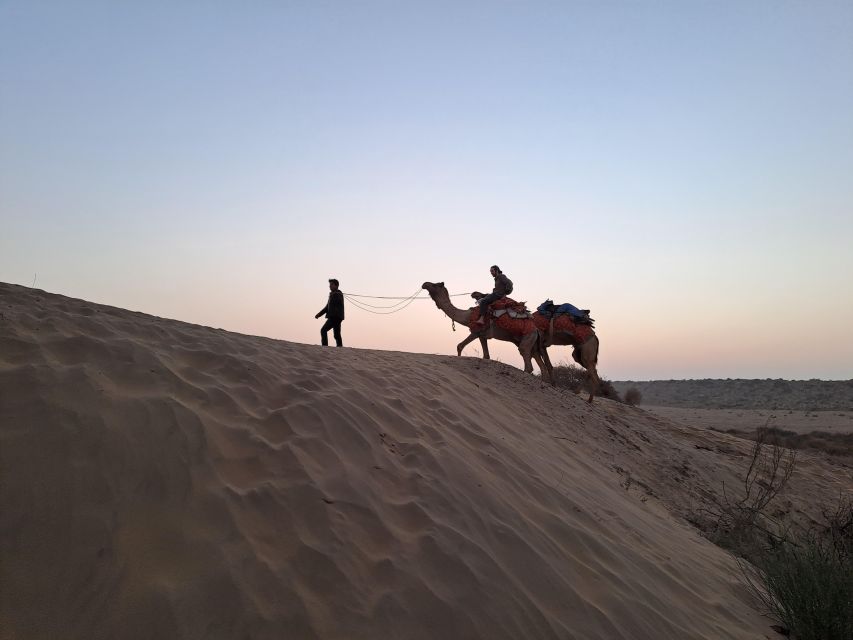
[479,336,491,360]
[581,336,600,403]
[456,332,480,356]
[529,331,552,383]
[535,330,554,383]
[518,332,537,374]
[532,350,548,382]
[540,342,554,384]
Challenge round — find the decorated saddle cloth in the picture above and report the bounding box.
[487,297,531,319]
[536,299,594,326]
[469,297,536,335]
[532,312,595,344]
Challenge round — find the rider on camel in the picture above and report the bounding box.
[475,265,513,326]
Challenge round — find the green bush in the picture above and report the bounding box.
[701,427,853,638]
[743,532,853,640]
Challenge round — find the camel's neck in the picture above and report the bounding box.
[432,292,473,325]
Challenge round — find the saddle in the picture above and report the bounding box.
[473,295,532,321]
[537,299,594,326]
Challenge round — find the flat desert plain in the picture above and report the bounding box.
[639,407,853,436]
[612,380,853,465]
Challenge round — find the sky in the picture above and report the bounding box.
[2,1,852,380]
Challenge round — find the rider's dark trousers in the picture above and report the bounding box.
[477,293,502,319]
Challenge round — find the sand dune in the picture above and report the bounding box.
[2,282,850,640]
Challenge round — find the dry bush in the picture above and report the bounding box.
[703,427,796,557]
[699,428,852,638]
[739,498,853,640]
[550,364,587,391]
[550,364,622,402]
[597,379,622,402]
[624,387,642,406]
[821,496,853,560]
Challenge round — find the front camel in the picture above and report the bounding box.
[421,281,552,383]
[466,290,601,403]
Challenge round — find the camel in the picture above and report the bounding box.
[537,315,600,403]
[468,290,601,403]
[421,282,552,383]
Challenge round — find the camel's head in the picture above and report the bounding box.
[421,282,446,299]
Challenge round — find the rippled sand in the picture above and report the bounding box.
[3,282,849,640]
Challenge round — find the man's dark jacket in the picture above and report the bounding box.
[492,273,513,296]
[318,290,345,321]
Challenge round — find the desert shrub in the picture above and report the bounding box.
[550,364,622,401]
[821,497,853,558]
[702,427,852,638]
[550,364,587,391]
[597,377,622,402]
[624,387,642,406]
[740,502,853,640]
[703,427,796,558]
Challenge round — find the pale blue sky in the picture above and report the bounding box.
[2,1,852,379]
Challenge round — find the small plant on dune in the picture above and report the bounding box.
[597,378,622,402]
[550,363,587,391]
[822,496,853,557]
[701,427,853,638]
[738,498,853,640]
[550,363,622,402]
[703,426,796,557]
[624,387,642,406]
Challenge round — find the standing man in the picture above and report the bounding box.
[315,278,345,346]
[475,265,513,325]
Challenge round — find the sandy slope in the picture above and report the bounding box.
[2,282,850,640]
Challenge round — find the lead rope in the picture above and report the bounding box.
[342,288,472,317]
[343,288,422,314]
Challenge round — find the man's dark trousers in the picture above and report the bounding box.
[477,293,502,319]
[321,319,343,346]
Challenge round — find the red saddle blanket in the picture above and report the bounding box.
[532,312,594,343]
[490,298,527,313]
[469,297,536,336]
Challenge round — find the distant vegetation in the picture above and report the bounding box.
[716,427,853,465]
[611,379,853,411]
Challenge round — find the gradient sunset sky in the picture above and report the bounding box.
[2,2,851,380]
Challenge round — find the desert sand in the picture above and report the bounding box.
[2,282,851,640]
